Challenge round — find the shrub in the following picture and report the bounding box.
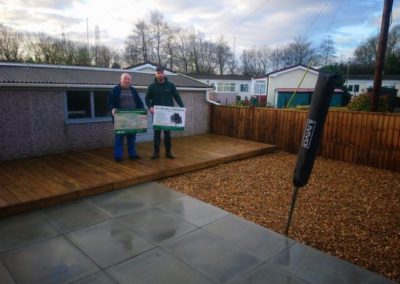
[347,93,388,112]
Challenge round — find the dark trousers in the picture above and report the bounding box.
[153,130,171,152]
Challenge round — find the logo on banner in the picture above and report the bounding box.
[301,119,317,149]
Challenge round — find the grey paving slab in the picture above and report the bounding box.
[71,271,117,284]
[106,247,217,284]
[161,229,263,283]
[118,207,198,244]
[203,214,295,261]
[1,236,99,284]
[42,200,110,233]
[158,196,230,227]
[0,259,15,284]
[270,243,396,284]
[126,182,186,205]
[86,188,150,217]
[231,262,309,284]
[0,212,58,252]
[66,220,154,269]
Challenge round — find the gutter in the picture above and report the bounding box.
[0,83,211,92]
[205,90,221,105]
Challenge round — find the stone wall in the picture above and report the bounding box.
[0,89,209,160]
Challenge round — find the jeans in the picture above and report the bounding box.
[114,134,137,159]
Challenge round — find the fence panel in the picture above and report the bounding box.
[210,105,400,172]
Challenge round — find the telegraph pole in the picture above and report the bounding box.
[371,0,393,112]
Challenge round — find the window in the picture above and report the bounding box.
[94,91,109,117]
[67,91,91,119]
[216,82,236,92]
[347,85,353,92]
[239,84,249,92]
[66,90,111,123]
[353,84,359,93]
[254,80,266,94]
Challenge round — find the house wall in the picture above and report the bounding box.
[345,79,400,96]
[0,89,209,161]
[267,69,318,106]
[196,78,252,100]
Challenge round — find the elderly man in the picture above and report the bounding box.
[108,73,144,162]
[145,66,184,159]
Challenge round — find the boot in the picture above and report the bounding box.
[166,148,175,159]
[151,151,160,160]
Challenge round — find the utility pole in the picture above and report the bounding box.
[371,0,393,112]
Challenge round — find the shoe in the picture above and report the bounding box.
[129,155,141,160]
[151,152,160,160]
[115,158,123,162]
[166,152,175,159]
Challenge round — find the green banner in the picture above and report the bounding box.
[153,125,185,131]
[114,109,148,135]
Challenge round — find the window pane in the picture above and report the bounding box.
[354,85,359,92]
[94,91,109,117]
[240,84,249,92]
[67,91,91,119]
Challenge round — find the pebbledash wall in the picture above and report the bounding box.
[0,89,209,161]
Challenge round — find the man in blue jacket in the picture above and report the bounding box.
[145,66,184,159]
[108,73,144,162]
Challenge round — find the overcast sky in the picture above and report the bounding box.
[1,0,399,62]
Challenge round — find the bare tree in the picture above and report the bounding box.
[125,20,152,65]
[91,44,115,67]
[281,36,317,67]
[150,11,169,66]
[256,46,270,74]
[269,48,284,70]
[215,36,232,75]
[354,35,378,65]
[176,29,191,74]
[319,35,336,66]
[0,24,24,62]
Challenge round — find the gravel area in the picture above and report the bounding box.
[161,151,400,282]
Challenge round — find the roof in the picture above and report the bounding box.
[0,62,211,90]
[275,88,344,93]
[126,61,175,75]
[189,74,252,81]
[254,64,320,79]
[348,74,400,81]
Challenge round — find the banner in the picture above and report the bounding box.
[114,109,147,135]
[153,105,186,131]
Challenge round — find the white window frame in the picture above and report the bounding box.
[239,84,249,93]
[254,80,266,94]
[64,90,111,124]
[216,82,236,92]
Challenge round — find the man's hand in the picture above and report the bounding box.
[149,107,154,114]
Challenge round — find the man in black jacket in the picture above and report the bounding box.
[108,73,144,162]
[145,66,184,159]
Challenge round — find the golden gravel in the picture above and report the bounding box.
[161,151,400,282]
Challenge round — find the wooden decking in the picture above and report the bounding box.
[0,134,276,217]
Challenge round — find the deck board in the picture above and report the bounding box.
[0,134,276,217]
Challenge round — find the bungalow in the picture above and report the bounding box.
[344,74,400,96]
[259,65,344,108]
[0,62,212,161]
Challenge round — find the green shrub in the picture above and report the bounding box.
[347,93,389,112]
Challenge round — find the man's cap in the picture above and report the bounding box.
[156,65,164,72]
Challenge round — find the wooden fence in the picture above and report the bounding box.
[209,106,400,172]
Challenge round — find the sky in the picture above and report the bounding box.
[0,0,399,62]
